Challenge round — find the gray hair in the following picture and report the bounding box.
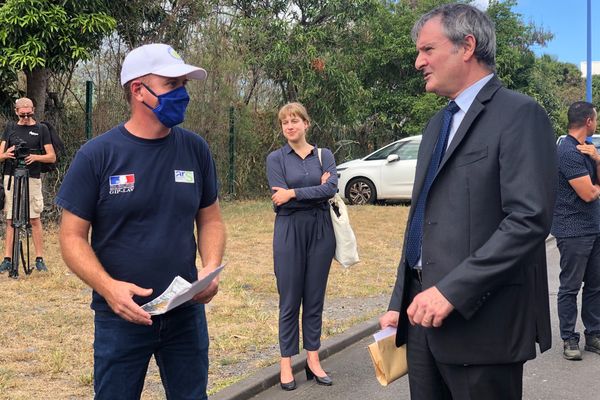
[412,3,496,71]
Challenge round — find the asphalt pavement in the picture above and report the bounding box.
[211,238,600,400]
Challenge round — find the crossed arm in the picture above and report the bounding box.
[570,144,600,202]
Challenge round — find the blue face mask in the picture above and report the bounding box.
[142,83,190,128]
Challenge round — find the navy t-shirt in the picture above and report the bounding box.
[56,125,219,311]
[551,135,600,238]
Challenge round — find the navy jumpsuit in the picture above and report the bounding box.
[266,144,337,357]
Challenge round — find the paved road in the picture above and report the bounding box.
[250,239,600,400]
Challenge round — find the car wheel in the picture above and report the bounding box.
[346,178,377,205]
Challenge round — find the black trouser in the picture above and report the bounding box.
[556,234,600,341]
[406,275,524,400]
[273,208,335,357]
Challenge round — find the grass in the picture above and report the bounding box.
[0,200,409,399]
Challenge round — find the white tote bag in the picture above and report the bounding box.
[329,193,360,267]
[318,149,360,268]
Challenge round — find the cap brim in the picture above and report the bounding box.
[153,64,207,81]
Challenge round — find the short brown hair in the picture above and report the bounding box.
[278,102,311,126]
[123,81,133,104]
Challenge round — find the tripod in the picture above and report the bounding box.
[7,160,32,279]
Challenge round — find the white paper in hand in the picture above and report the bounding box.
[141,264,225,315]
[373,326,397,342]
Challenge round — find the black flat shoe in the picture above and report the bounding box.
[280,379,297,391]
[305,363,332,386]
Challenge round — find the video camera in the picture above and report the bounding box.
[12,138,30,161]
[11,138,42,168]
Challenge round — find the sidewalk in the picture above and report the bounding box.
[211,237,600,400]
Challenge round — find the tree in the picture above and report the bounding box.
[41,0,589,200]
[525,55,583,135]
[487,0,552,91]
[230,0,380,146]
[106,0,210,49]
[0,68,18,112]
[592,75,600,109]
[0,0,115,117]
[348,0,445,146]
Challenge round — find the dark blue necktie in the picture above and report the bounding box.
[405,101,460,268]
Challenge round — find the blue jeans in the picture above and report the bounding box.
[93,303,209,400]
[557,235,600,341]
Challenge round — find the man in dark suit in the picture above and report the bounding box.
[379,4,557,399]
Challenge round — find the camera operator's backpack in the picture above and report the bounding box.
[5,120,65,173]
[38,121,65,173]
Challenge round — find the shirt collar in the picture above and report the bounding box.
[283,143,318,156]
[566,134,584,145]
[453,73,494,113]
[283,143,294,154]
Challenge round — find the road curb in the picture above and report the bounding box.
[209,317,380,400]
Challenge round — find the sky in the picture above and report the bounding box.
[472,0,598,67]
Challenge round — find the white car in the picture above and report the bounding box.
[336,135,421,205]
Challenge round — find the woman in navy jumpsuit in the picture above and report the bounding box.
[266,102,337,390]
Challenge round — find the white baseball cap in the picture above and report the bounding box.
[120,43,207,86]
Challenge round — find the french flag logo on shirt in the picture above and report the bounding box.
[109,174,135,194]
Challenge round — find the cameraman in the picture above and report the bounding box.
[0,97,55,274]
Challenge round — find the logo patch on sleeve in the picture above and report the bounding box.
[109,174,135,194]
[174,170,194,183]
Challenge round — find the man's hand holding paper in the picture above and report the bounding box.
[142,264,225,315]
[379,310,399,329]
[193,265,221,304]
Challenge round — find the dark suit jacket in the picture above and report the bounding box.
[389,76,557,365]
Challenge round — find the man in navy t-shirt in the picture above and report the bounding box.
[551,101,600,361]
[56,43,225,400]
